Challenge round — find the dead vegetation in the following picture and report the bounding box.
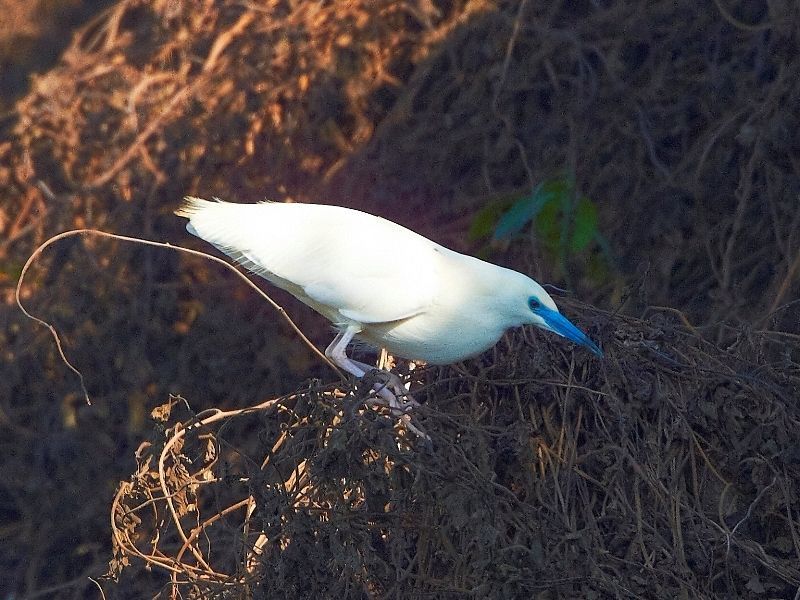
[1,0,800,598]
[109,306,800,598]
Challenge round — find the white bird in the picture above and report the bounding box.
[176,197,601,413]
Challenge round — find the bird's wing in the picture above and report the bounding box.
[179,199,441,324]
[302,270,428,324]
[264,210,440,324]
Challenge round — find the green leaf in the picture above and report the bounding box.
[468,194,518,240]
[469,204,503,241]
[570,197,598,252]
[493,182,558,241]
[493,194,538,241]
[536,198,561,253]
[540,175,573,204]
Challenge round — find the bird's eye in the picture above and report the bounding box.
[528,297,541,310]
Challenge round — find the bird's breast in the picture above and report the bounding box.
[359,308,510,364]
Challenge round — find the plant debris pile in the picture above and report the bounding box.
[1,0,799,597]
[111,304,800,598]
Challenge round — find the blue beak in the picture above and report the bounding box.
[536,307,603,357]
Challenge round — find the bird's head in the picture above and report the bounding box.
[518,278,603,357]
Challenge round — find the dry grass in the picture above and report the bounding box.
[109,304,800,598]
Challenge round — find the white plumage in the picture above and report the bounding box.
[176,197,601,411]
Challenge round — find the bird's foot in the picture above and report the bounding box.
[363,368,418,412]
[359,370,428,441]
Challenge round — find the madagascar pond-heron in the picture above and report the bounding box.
[177,198,602,417]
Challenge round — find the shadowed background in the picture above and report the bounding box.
[1,0,799,597]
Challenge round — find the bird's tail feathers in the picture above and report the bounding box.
[174,196,222,219]
[175,197,266,270]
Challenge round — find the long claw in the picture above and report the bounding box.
[364,368,418,411]
[325,328,426,438]
[358,373,428,440]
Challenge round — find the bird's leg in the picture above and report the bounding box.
[325,326,426,438]
[325,327,366,375]
[377,348,421,409]
[325,327,400,408]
